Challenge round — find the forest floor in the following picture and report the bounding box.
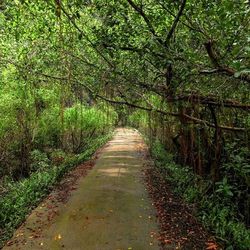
[3,128,218,250]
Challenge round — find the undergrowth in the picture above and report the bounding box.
[150,139,250,250]
[0,132,112,248]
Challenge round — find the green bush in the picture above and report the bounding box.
[50,149,68,166]
[30,149,50,172]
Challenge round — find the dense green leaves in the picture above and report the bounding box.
[0,0,249,248]
[150,139,250,250]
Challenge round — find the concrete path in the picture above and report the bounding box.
[3,128,159,250]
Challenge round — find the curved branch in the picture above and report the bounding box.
[59,3,113,68]
[204,40,250,83]
[165,0,187,47]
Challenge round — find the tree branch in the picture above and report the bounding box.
[165,0,187,47]
[168,93,250,111]
[59,3,114,68]
[204,40,250,83]
[72,78,247,132]
[126,0,164,46]
[182,113,246,132]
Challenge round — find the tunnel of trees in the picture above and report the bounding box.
[0,0,249,249]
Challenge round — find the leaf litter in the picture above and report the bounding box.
[140,146,223,250]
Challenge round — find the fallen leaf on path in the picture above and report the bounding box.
[6,241,13,246]
[54,234,62,240]
[206,242,218,250]
[16,233,24,237]
[164,239,171,244]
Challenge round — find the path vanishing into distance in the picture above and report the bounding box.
[3,128,160,250]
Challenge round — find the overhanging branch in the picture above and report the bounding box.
[182,114,246,132]
[204,40,250,83]
[126,0,164,46]
[59,3,113,68]
[165,0,187,47]
[72,79,247,132]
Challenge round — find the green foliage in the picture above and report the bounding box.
[150,139,250,250]
[128,110,147,128]
[151,139,173,164]
[215,177,234,198]
[0,0,249,248]
[64,105,116,133]
[50,149,67,166]
[30,150,50,172]
[37,106,62,147]
[223,143,250,186]
[0,132,112,248]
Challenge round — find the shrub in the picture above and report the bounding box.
[30,149,50,172]
[150,139,250,250]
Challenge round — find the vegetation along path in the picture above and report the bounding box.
[3,128,160,250]
[1,1,249,249]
